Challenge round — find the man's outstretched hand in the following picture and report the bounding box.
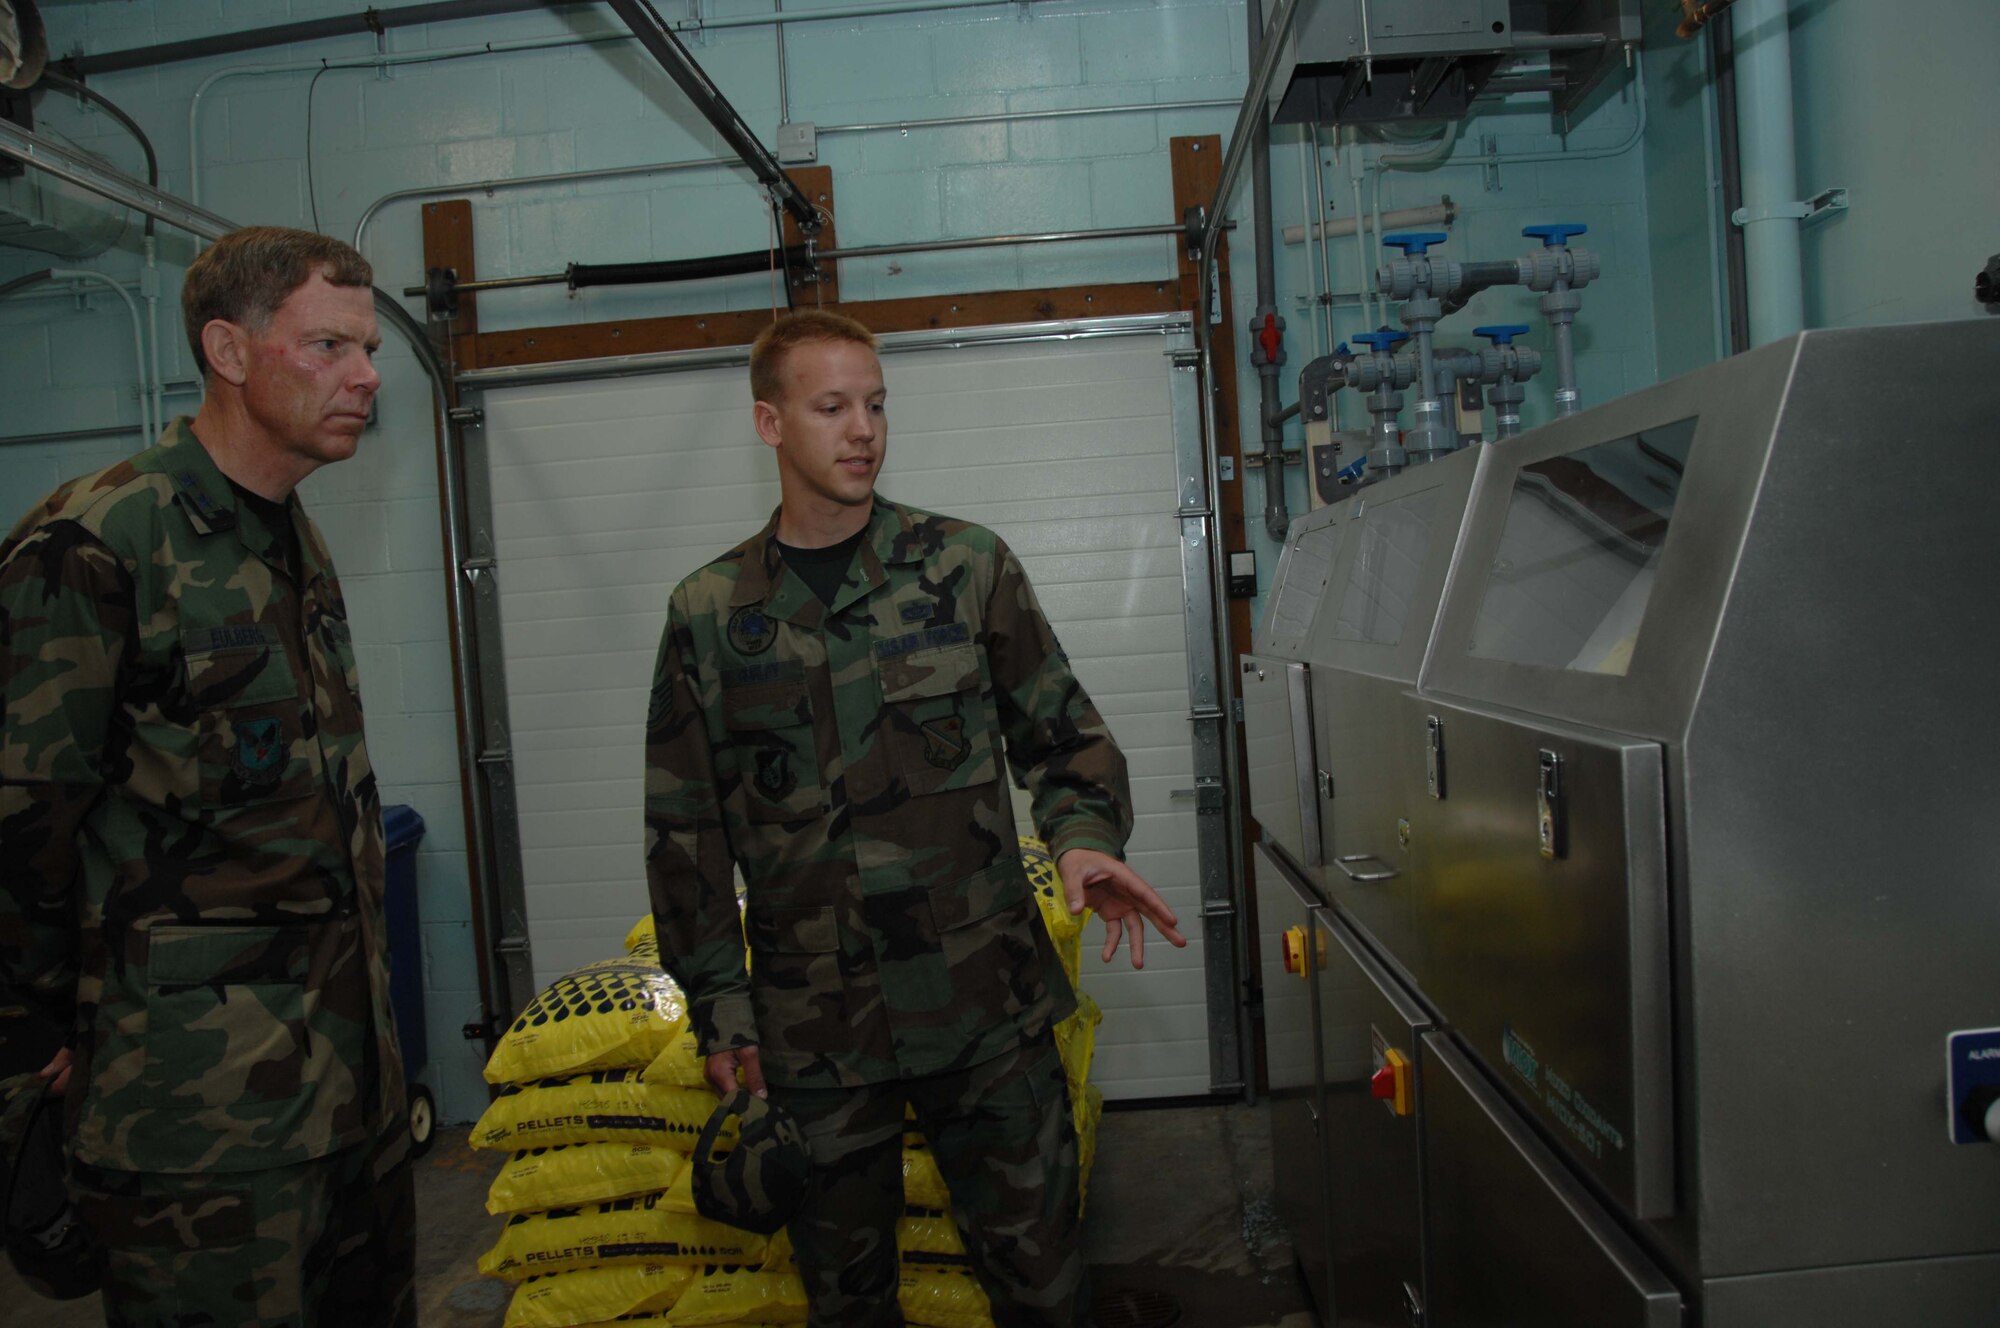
[1057,847,1187,970]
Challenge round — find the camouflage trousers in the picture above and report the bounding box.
[771,1029,1081,1328]
[69,1122,415,1328]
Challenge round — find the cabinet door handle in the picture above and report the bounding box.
[1334,853,1399,883]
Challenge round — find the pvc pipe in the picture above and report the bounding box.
[1282,201,1454,246]
[1730,0,1804,345]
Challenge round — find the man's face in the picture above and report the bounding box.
[756,339,887,511]
[236,273,382,469]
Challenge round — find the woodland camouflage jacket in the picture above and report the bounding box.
[644,497,1131,1089]
[0,419,402,1174]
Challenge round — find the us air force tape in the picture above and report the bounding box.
[690,1089,811,1236]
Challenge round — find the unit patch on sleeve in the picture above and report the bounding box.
[231,716,287,787]
[919,715,969,770]
[727,604,777,656]
[752,748,798,800]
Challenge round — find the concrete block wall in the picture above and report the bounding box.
[4,0,1667,1118]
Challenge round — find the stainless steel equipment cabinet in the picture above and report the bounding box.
[1241,321,2000,1326]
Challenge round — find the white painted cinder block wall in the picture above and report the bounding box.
[2,0,1662,1117]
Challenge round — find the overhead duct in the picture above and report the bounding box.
[1267,0,1639,125]
[0,139,131,257]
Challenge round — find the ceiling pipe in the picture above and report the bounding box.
[602,0,822,236]
[62,0,547,76]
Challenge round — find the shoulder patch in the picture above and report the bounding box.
[727,604,777,656]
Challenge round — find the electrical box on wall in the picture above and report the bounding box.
[1229,550,1258,599]
[1268,0,1641,125]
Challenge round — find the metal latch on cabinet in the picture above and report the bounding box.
[1732,187,1848,229]
[1425,713,1445,799]
[1537,748,1566,860]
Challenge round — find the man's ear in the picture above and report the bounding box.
[201,319,250,388]
[752,399,783,451]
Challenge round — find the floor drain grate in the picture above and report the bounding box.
[1092,1287,1183,1328]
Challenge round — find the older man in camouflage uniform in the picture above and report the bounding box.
[0,227,413,1325]
[646,310,1185,1327]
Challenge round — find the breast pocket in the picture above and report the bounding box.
[182,633,317,810]
[878,641,1000,799]
[722,681,824,824]
[141,922,316,1110]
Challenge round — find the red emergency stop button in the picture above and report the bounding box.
[1370,1045,1414,1116]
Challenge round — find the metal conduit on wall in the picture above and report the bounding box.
[349,97,1238,259]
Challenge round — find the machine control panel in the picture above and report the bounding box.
[1946,1028,2000,1144]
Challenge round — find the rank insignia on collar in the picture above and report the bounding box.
[232,716,286,787]
[728,604,777,656]
[920,715,968,770]
[753,748,797,801]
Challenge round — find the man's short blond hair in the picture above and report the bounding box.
[750,310,877,404]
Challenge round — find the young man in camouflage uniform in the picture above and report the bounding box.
[0,226,414,1325]
[645,310,1186,1327]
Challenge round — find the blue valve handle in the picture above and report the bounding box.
[1523,223,1588,247]
[1473,324,1532,346]
[1352,329,1409,354]
[1381,231,1449,256]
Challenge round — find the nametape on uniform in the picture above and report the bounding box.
[181,623,282,653]
[874,622,971,659]
[722,660,805,687]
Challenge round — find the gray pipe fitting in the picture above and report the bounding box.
[1520,246,1602,292]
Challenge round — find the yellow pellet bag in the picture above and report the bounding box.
[486,955,689,1086]
[902,1140,951,1211]
[641,1030,709,1089]
[1054,991,1101,1095]
[1019,837,1086,991]
[625,915,658,954]
[898,1208,968,1259]
[661,1266,810,1324]
[899,1265,997,1328]
[488,1142,690,1216]
[471,1070,724,1153]
[503,1262,695,1328]
[1077,1082,1105,1216]
[479,1194,768,1282]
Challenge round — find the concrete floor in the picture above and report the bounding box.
[1,1102,1313,1327]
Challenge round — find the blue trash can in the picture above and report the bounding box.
[382,804,436,1155]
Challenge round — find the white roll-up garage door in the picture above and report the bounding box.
[479,327,1213,1098]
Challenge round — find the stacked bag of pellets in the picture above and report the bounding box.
[1018,837,1106,1217]
[473,838,1103,1328]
